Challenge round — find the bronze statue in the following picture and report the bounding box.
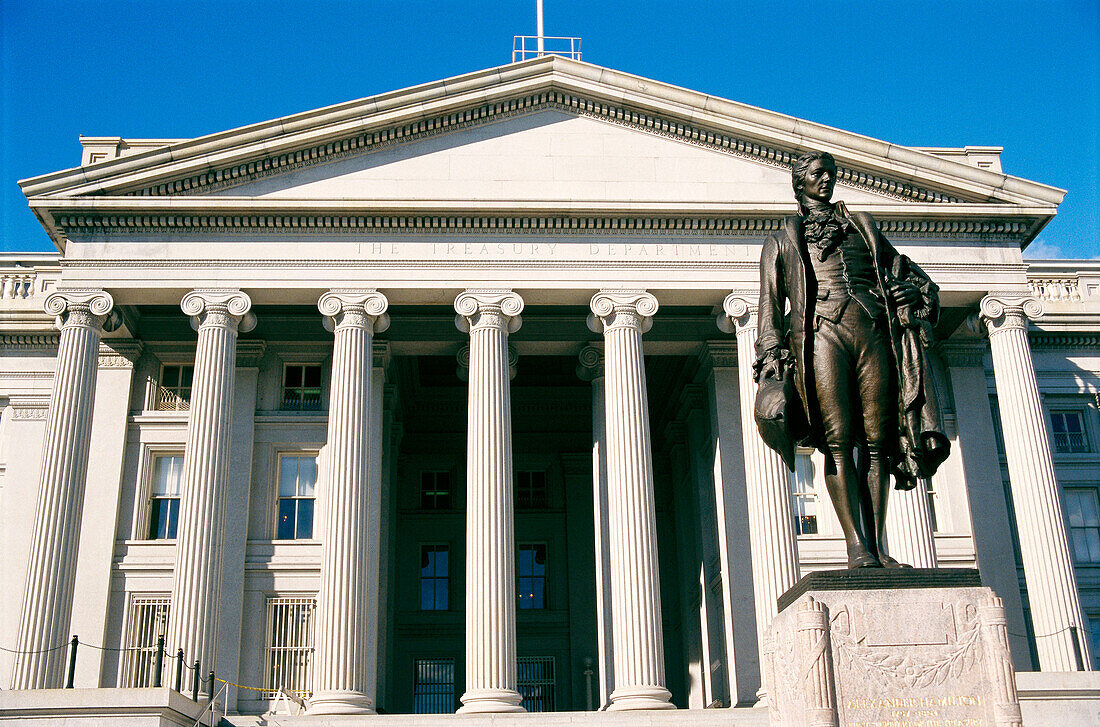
[755,150,951,568]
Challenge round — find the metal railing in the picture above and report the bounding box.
[513,35,581,62]
[155,386,190,411]
[263,597,315,699]
[1054,431,1090,454]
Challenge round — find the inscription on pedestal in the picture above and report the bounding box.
[766,579,1022,727]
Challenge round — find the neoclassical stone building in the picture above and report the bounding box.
[1,57,1099,723]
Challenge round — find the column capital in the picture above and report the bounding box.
[979,293,1043,336]
[717,291,758,334]
[588,290,658,334]
[181,289,256,333]
[576,344,605,381]
[319,289,390,334]
[44,288,120,332]
[97,340,143,369]
[455,290,523,333]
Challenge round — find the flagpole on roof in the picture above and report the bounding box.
[537,0,545,56]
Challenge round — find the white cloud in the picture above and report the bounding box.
[1023,239,1066,259]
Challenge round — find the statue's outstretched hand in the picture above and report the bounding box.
[888,280,921,307]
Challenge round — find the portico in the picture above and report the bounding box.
[3,55,1097,722]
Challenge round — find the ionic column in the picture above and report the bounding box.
[577,345,614,709]
[718,293,800,696]
[310,290,389,714]
[884,484,938,569]
[981,294,1092,671]
[588,291,674,711]
[165,290,255,693]
[455,290,525,713]
[11,289,118,689]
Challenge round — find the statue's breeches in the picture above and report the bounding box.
[811,304,892,450]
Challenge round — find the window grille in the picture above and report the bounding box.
[789,452,818,535]
[282,364,323,411]
[122,596,170,687]
[277,454,317,539]
[420,545,449,610]
[516,470,548,509]
[263,597,315,698]
[148,454,183,539]
[156,365,192,411]
[517,656,555,712]
[420,471,452,509]
[413,657,455,713]
[1066,488,1100,563]
[518,544,547,609]
[1052,410,1090,453]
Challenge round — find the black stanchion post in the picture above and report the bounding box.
[174,649,184,692]
[208,670,216,702]
[191,660,200,702]
[65,635,78,689]
[153,635,165,687]
[1071,625,1085,671]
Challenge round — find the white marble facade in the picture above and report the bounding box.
[1,56,1100,720]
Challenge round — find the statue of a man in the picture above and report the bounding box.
[755,150,951,568]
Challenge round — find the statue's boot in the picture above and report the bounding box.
[825,447,881,569]
[866,447,911,569]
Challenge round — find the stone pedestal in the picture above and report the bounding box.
[766,570,1022,727]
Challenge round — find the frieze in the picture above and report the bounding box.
[10,396,51,421]
[117,91,966,205]
[0,334,59,351]
[1029,331,1100,349]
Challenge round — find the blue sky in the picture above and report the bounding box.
[1,1,1097,257]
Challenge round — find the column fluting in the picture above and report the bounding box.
[719,293,801,699]
[455,290,525,713]
[165,290,255,693]
[981,294,1092,671]
[589,291,674,711]
[884,484,938,569]
[11,290,117,689]
[310,290,389,714]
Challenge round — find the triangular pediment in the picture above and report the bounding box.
[202,109,897,206]
[21,56,1064,247]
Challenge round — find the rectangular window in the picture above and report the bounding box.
[420,471,452,510]
[263,597,315,698]
[924,479,940,533]
[420,545,449,610]
[282,364,323,411]
[790,453,818,535]
[517,656,555,712]
[1065,488,1100,563]
[122,596,170,687]
[1090,616,1100,670]
[1052,410,1090,453]
[516,470,548,509]
[148,455,183,540]
[518,544,547,610]
[156,365,193,411]
[277,455,317,539]
[413,657,455,713]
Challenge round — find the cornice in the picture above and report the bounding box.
[0,334,59,351]
[1028,331,1100,350]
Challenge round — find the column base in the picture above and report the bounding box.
[458,688,525,713]
[308,690,376,715]
[608,685,676,710]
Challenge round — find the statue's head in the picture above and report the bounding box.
[791,150,837,206]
